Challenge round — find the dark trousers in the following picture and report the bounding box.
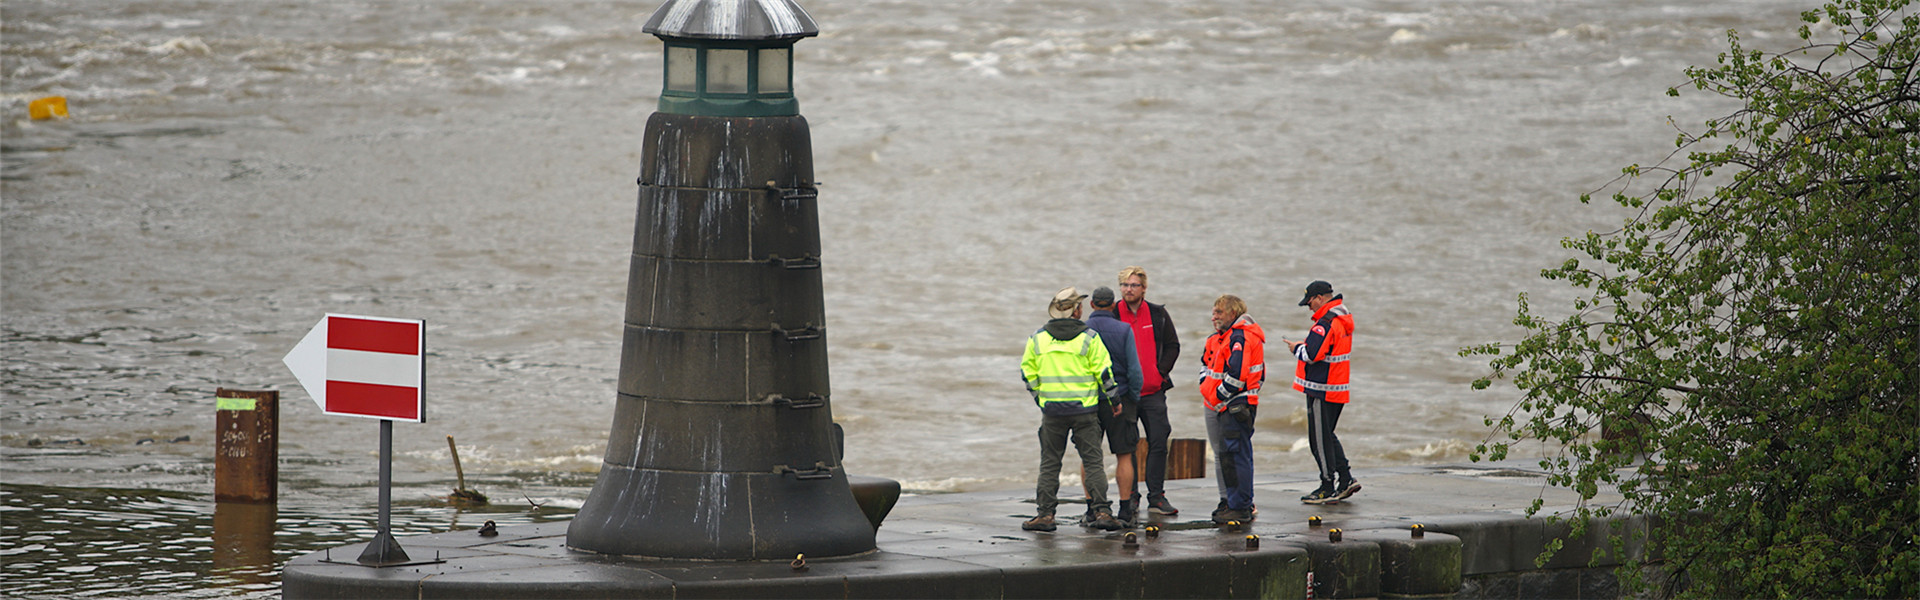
[1215,410,1255,511]
[1306,394,1351,484]
[1137,392,1171,498]
[1036,412,1108,516]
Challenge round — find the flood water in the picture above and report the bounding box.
[3,0,1812,596]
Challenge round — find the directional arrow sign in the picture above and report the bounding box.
[283,314,425,422]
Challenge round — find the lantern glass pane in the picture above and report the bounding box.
[707,49,749,94]
[758,48,789,94]
[665,46,697,92]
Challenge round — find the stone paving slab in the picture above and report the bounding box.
[283,459,1632,599]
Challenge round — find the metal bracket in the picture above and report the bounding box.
[775,462,834,480]
[770,393,826,409]
[772,324,822,342]
[319,547,447,569]
[767,182,818,202]
[768,254,820,269]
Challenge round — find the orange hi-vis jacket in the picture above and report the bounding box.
[1199,314,1265,412]
[1292,295,1354,403]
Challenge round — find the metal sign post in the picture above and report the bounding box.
[285,313,437,568]
[356,419,409,565]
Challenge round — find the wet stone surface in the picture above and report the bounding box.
[284,460,1633,599]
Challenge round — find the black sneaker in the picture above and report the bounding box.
[1300,487,1338,505]
[1210,498,1228,521]
[1116,500,1137,528]
[1335,480,1362,501]
[1212,508,1252,525]
[1147,495,1179,516]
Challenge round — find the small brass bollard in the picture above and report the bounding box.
[1144,524,1160,539]
[790,554,808,572]
[1123,532,1138,548]
[1410,523,1425,539]
[1224,520,1243,532]
[1308,515,1323,528]
[478,520,497,537]
[1328,528,1343,542]
[1245,534,1259,550]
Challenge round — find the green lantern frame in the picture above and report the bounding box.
[658,38,798,117]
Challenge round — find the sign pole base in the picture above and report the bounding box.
[356,531,411,566]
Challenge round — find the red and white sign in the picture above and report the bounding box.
[283,314,425,422]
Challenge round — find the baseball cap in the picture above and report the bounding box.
[1298,280,1334,306]
[1089,286,1116,307]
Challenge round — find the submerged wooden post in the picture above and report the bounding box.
[212,501,278,584]
[215,389,278,503]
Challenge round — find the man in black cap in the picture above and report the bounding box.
[1281,280,1359,504]
[1083,286,1144,525]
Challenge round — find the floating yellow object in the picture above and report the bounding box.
[29,96,68,120]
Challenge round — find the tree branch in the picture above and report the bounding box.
[1572,374,1701,395]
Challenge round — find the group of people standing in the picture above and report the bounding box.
[1018,267,1357,532]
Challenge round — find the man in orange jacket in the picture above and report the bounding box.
[1199,295,1263,523]
[1282,280,1359,505]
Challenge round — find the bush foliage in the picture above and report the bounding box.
[1462,0,1917,597]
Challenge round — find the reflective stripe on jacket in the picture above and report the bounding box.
[1021,320,1116,416]
[1198,314,1265,412]
[1292,296,1354,403]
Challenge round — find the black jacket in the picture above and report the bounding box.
[1124,300,1181,396]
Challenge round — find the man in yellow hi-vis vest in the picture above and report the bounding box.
[1020,287,1124,532]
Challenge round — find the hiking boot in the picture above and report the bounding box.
[1022,514,1056,532]
[1147,495,1179,516]
[1212,508,1253,525]
[1116,500,1137,528]
[1300,486,1338,505]
[1335,479,1362,501]
[1087,509,1125,531]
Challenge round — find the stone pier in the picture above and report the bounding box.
[283,459,1646,599]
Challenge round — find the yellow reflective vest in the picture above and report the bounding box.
[1021,321,1116,416]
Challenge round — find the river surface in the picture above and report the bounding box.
[2,0,1811,596]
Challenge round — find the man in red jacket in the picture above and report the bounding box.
[1283,280,1359,505]
[1115,266,1181,517]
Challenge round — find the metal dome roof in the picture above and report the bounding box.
[642,0,819,41]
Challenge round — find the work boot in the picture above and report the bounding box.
[1116,499,1137,527]
[1147,494,1179,516]
[1022,513,1056,532]
[1335,479,1362,501]
[1087,508,1124,531]
[1210,498,1229,521]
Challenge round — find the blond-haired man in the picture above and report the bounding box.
[1115,266,1182,517]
